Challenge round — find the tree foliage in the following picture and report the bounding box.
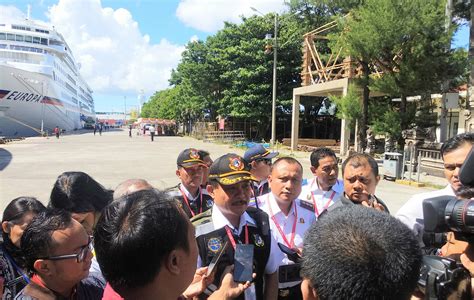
[328,84,361,130]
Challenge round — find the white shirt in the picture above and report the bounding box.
[299,177,343,218]
[257,193,316,288]
[396,185,455,245]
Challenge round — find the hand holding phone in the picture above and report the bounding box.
[207,241,228,277]
[233,244,254,283]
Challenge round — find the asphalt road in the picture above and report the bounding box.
[0,129,441,215]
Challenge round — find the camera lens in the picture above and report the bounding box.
[445,199,474,234]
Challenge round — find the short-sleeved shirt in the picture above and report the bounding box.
[256,194,316,288]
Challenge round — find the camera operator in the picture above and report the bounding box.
[397,133,474,252]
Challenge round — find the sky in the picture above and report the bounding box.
[0,0,469,113]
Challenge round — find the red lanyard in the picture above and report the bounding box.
[225,224,249,250]
[31,275,77,299]
[179,186,203,217]
[311,190,336,217]
[267,195,298,249]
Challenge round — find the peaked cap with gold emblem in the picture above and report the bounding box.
[208,153,256,185]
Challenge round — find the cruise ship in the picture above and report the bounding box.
[0,17,95,137]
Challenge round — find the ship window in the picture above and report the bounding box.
[40,38,48,45]
[32,36,40,44]
[15,35,24,42]
[7,34,15,41]
[25,35,32,42]
[0,44,6,49]
[0,33,5,40]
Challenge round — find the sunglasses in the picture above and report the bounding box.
[41,236,93,263]
[256,159,272,165]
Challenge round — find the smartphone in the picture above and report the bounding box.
[207,241,228,277]
[233,244,254,283]
[277,242,301,263]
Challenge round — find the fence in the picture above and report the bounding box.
[202,131,246,143]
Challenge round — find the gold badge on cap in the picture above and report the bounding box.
[229,157,244,171]
[189,149,200,159]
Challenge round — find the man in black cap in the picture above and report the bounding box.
[167,148,214,219]
[192,153,280,300]
[244,144,279,208]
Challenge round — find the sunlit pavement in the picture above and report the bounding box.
[0,129,439,215]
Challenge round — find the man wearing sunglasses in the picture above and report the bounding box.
[167,148,214,219]
[16,209,104,299]
[244,144,279,208]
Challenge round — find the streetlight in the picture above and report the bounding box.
[250,7,278,145]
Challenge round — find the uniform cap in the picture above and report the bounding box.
[243,144,279,162]
[177,148,206,168]
[208,153,256,185]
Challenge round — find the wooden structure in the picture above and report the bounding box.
[202,131,246,143]
[292,19,384,155]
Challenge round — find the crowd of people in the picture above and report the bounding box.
[0,132,473,300]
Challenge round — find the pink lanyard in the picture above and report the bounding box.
[179,186,203,217]
[267,195,298,249]
[311,190,336,217]
[225,224,249,250]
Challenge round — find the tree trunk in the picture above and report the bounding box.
[359,61,370,152]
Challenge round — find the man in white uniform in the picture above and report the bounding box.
[299,148,343,218]
[257,157,315,299]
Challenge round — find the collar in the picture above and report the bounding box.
[312,177,343,194]
[179,184,200,201]
[268,193,296,217]
[211,205,256,234]
[445,184,456,196]
[254,179,268,189]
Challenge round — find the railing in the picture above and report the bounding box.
[415,148,444,177]
[203,131,246,143]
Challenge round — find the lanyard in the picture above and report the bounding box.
[311,190,336,217]
[224,225,249,250]
[267,195,298,249]
[1,245,30,284]
[179,186,203,217]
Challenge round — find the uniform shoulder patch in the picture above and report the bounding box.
[299,199,314,212]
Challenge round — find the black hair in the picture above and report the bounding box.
[440,133,474,159]
[21,208,72,274]
[198,150,210,158]
[310,147,337,168]
[341,153,379,177]
[271,157,303,175]
[1,197,46,268]
[301,205,421,300]
[93,189,190,291]
[49,171,113,213]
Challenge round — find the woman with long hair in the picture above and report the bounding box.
[0,197,45,299]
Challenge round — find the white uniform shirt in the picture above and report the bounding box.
[396,185,455,245]
[299,177,343,218]
[257,193,316,288]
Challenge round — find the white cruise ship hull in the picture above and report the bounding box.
[0,64,92,137]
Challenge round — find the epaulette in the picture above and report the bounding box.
[299,199,314,212]
[191,209,212,227]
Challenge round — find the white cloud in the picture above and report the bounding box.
[176,0,286,33]
[42,0,185,95]
[1,1,183,96]
[189,35,199,42]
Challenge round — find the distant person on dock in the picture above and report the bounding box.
[54,126,60,139]
[149,125,156,142]
[99,123,103,136]
[93,124,98,135]
[128,125,132,138]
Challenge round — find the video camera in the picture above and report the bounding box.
[420,146,474,299]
